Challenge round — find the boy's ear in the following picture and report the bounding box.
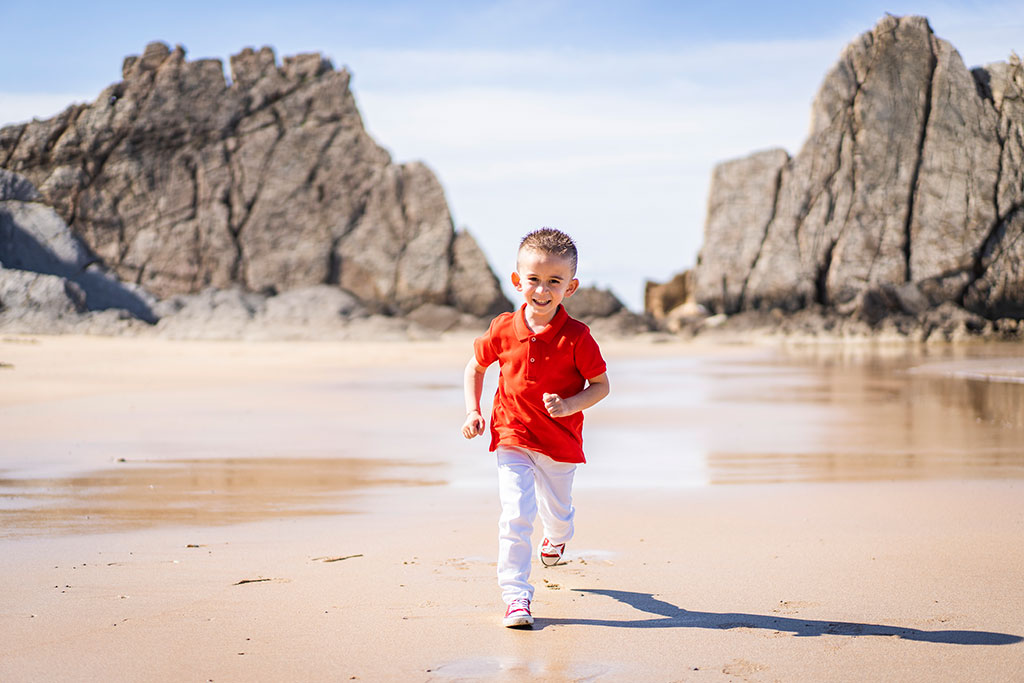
[510,271,522,290]
[565,278,580,297]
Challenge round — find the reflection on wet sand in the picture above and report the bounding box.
[707,345,1024,484]
[709,450,1024,484]
[2,337,1022,521]
[0,457,444,538]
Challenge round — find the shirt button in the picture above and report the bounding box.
[531,337,536,342]
[530,358,535,363]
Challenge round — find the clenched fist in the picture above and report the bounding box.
[543,392,569,418]
[462,410,485,438]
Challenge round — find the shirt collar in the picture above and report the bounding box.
[513,304,568,342]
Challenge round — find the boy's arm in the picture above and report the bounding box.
[462,357,488,439]
[543,372,609,418]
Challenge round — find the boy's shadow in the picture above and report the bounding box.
[532,589,1021,645]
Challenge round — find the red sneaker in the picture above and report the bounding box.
[539,538,565,567]
[503,598,533,628]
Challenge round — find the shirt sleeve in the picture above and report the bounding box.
[473,317,500,368]
[574,329,607,380]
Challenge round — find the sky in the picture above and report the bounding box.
[2,1,1022,310]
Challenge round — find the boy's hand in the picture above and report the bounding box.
[543,393,569,418]
[462,410,485,439]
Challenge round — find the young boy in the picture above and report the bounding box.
[461,227,610,628]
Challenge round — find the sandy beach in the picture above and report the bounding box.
[1,334,1022,681]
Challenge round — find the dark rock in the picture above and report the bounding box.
[991,317,1024,340]
[153,288,266,339]
[838,281,932,326]
[450,229,511,318]
[344,314,413,341]
[406,303,464,332]
[563,286,624,321]
[0,169,41,202]
[1,200,92,271]
[892,282,930,316]
[586,310,653,338]
[921,302,991,341]
[852,287,905,326]
[0,268,85,317]
[260,285,365,326]
[676,298,1002,343]
[694,149,789,314]
[0,172,158,323]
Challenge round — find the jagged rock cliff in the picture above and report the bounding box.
[0,42,509,318]
[694,15,1024,324]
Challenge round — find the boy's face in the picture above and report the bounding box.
[511,248,579,320]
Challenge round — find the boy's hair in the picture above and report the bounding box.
[518,228,578,275]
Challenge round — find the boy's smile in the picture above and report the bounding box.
[511,248,579,330]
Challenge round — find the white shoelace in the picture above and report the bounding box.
[508,598,530,613]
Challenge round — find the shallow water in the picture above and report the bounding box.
[584,344,1024,486]
[2,342,1022,535]
[0,457,443,538]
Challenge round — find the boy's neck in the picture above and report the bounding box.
[523,305,557,333]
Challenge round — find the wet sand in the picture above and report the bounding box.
[1,335,1022,681]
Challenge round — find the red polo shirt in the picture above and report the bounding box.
[474,304,607,464]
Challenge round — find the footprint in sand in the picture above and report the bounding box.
[721,658,769,676]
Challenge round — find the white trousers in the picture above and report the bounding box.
[496,446,577,604]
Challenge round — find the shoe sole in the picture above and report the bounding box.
[540,555,562,567]
[539,540,565,566]
[503,615,534,628]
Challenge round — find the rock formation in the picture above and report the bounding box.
[644,271,691,320]
[693,15,1024,327]
[563,285,625,320]
[0,42,509,321]
[563,285,651,336]
[0,166,501,339]
[1,168,157,328]
[643,271,707,332]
